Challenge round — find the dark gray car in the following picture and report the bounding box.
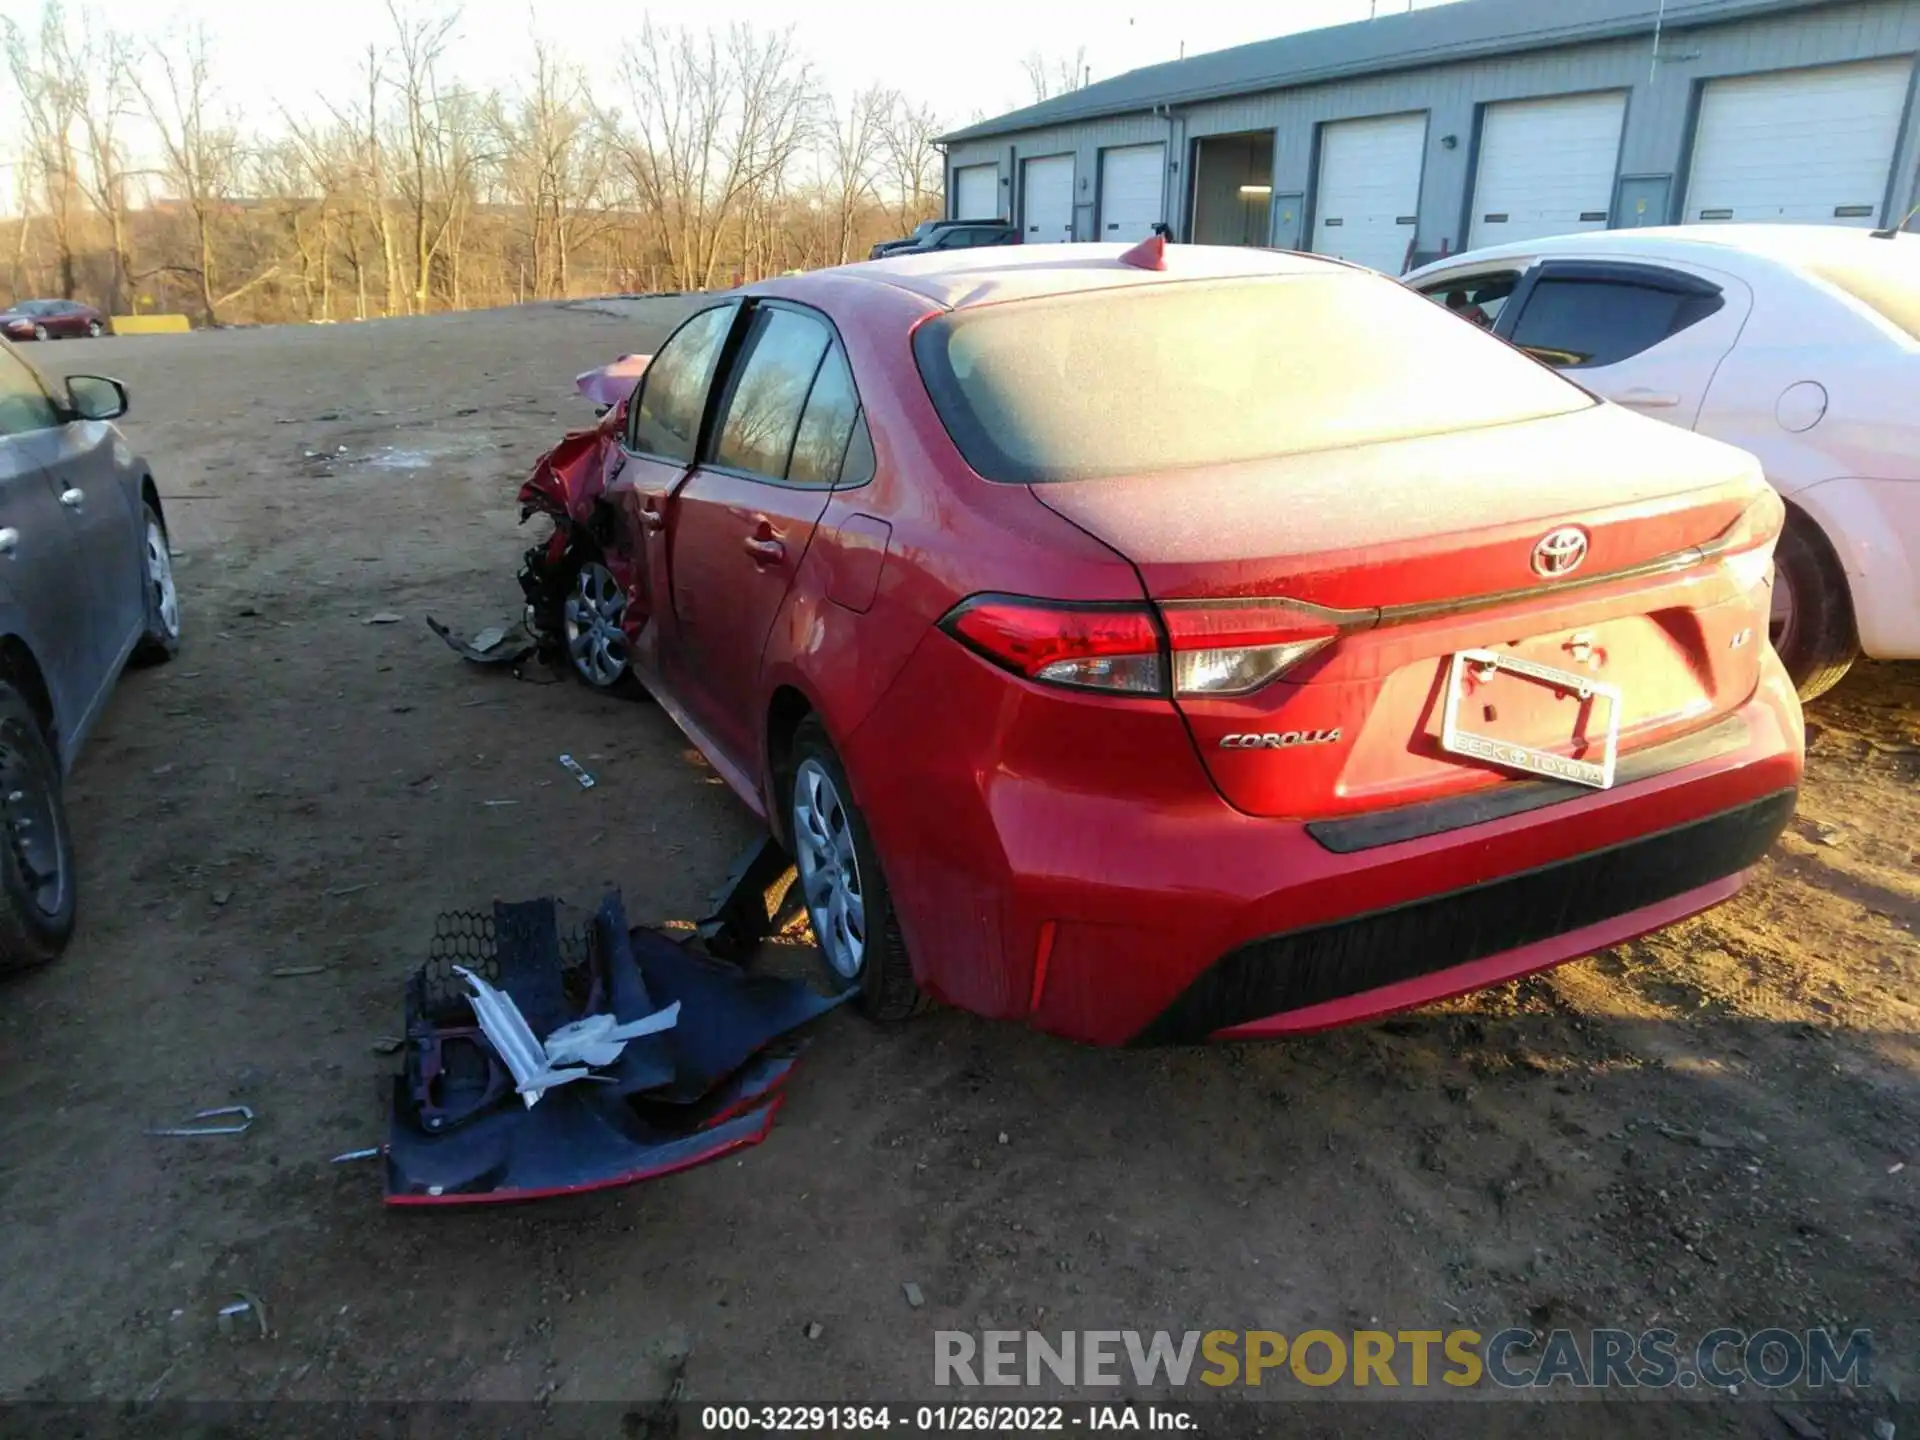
[0,338,180,970]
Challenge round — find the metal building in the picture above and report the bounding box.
[938,0,1920,272]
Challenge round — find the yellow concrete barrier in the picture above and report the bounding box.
[108,314,192,335]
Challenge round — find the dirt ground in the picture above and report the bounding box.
[0,304,1915,1437]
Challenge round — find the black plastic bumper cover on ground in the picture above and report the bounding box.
[1134,788,1798,1045]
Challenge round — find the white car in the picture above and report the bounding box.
[1406,225,1918,699]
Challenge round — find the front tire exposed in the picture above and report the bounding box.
[1771,510,1857,702]
[0,683,76,973]
[787,718,924,1022]
[555,551,643,699]
[132,503,182,665]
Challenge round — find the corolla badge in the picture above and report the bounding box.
[1531,526,1590,578]
[1219,729,1343,750]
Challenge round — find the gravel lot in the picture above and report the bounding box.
[1,304,1915,1437]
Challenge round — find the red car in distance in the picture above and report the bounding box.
[532,239,1803,1046]
[0,299,108,341]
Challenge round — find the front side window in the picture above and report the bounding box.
[628,303,737,462]
[0,345,60,436]
[1506,275,1723,369]
[914,273,1591,484]
[710,307,832,479]
[1420,271,1520,330]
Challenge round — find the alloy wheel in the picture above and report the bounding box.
[791,758,866,980]
[147,521,180,638]
[562,560,629,688]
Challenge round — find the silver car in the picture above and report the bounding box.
[0,338,181,971]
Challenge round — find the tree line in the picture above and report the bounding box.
[1,0,955,325]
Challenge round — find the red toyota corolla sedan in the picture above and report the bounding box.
[565,240,1803,1046]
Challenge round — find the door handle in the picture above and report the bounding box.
[1618,388,1680,408]
[59,488,84,509]
[640,506,666,532]
[0,528,18,556]
[742,535,785,564]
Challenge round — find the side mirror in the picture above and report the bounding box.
[66,374,129,421]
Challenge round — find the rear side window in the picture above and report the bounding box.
[1507,276,1724,369]
[913,273,1591,484]
[629,304,736,462]
[710,306,831,479]
[788,343,861,487]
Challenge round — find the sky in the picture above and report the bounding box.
[1,0,1467,155]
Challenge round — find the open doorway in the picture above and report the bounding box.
[1188,131,1274,246]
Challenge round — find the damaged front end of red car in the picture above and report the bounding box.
[516,356,650,668]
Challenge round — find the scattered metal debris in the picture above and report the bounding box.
[558,754,596,789]
[426,616,537,668]
[331,1147,383,1164]
[903,1282,925,1309]
[326,883,371,898]
[272,964,328,978]
[371,1035,405,1055]
[149,1105,255,1138]
[365,612,404,625]
[217,1292,269,1340]
[483,799,519,808]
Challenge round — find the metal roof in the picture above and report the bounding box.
[939,0,1829,143]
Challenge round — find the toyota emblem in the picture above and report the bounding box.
[1531,526,1590,578]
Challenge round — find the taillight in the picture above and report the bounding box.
[941,595,1341,697]
[1718,489,1785,595]
[944,598,1163,694]
[1159,603,1338,696]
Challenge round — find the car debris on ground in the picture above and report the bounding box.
[148,1106,255,1138]
[380,890,845,1205]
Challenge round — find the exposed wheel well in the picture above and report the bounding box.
[764,686,815,845]
[140,476,166,532]
[0,637,58,755]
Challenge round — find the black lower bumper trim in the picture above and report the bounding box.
[1134,788,1797,1045]
[1307,713,1752,854]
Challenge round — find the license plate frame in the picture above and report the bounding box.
[1439,647,1622,790]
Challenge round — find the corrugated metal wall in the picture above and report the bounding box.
[945,0,1920,252]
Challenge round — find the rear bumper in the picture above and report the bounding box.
[1140,789,1792,1043]
[843,639,1803,1047]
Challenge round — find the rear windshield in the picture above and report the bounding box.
[1802,247,1920,342]
[912,274,1593,484]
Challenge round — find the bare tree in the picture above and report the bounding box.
[877,93,944,230]
[610,20,815,291]
[4,4,83,297]
[492,35,607,300]
[47,9,139,312]
[132,26,241,322]
[821,84,888,265]
[1020,47,1088,103]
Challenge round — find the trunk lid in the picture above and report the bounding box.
[1031,405,1780,820]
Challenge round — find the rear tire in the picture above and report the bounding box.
[0,683,76,973]
[787,718,925,1022]
[1771,510,1857,702]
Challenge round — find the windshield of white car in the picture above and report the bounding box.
[913,273,1595,484]
[1802,246,1920,342]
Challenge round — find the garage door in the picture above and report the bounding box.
[1469,92,1627,248]
[1022,155,1075,243]
[954,163,999,222]
[1099,144,1165,242]
[1684,58,1914,227]
[1312,113,1426,274]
